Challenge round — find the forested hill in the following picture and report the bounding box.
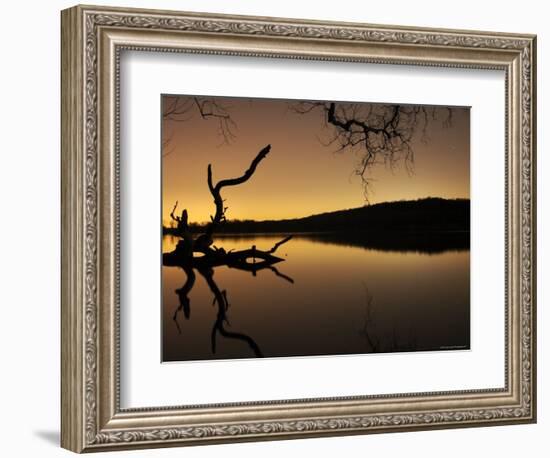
[167,198,470,235]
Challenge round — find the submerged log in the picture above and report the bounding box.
[162,236,290,272]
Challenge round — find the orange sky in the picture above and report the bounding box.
[162,95,469,225]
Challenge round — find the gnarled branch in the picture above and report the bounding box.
[291,101,453,199]
[204,144,271,240]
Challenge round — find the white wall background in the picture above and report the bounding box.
[0,0,546,456]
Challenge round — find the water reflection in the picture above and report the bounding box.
[357,283,420,353]
[165,235,296,360]
[172,264,268,358]
[162,233,470,362]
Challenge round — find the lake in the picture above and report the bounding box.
[162,233,470,362]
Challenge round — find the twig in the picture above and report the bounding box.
[267,235,293,254]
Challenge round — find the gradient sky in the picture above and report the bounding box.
[162,95,469,225]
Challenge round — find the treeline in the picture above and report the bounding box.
[163,197,470,235]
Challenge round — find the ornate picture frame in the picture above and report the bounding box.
[61,4,536,453]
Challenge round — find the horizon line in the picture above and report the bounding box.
[163,196,470,227]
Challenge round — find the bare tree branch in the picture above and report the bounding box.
[163,145,294,282]
[267,235,292,254]
[163,96,237,145]
[204,144,271,240]
[291,101,453,200]
[163,143,294,359]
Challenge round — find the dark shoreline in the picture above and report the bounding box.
[164,230,470,254]
[163,198,470,254]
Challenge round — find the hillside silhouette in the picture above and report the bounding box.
[164,198,469,236]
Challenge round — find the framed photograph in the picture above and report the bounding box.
[61,4,537,453]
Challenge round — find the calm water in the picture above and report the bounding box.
[162,234,470,362]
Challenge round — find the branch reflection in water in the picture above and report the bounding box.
[168,243,295,359]
[163,231,469,362]
[358,283,419,354]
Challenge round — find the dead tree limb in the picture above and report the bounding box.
[163,144,293,288]
[267,235,292,254]
[169,201,192,239]
[165,144,291,359]
[204,144,271,241]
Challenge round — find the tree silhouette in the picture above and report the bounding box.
[292,101,452,198]
[164,145,293,356]
[164,144,292,268]
[163,95,453,199]
[162,95,237,153]
[165,144,294,358]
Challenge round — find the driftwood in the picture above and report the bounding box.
[163,144,292,276]
[163,237,291,271]
[164,145,294,357]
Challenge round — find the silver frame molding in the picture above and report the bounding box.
[61,4,537,453]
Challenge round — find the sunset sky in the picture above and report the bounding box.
[162,95,469,226]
